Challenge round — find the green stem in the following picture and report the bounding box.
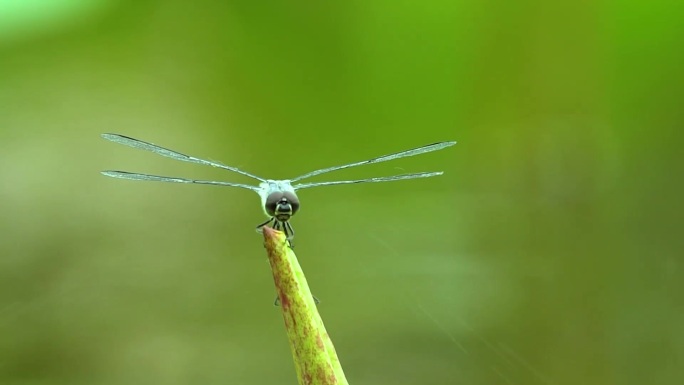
[262,227,349,385]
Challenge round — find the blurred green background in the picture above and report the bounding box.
[1,1,682,384]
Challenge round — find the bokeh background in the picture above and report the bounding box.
[1,1,682,384]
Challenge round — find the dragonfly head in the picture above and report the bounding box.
[264,191,300,221]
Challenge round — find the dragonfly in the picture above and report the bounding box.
[101,133,456,242]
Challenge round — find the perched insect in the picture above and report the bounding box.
[101,134,456,241]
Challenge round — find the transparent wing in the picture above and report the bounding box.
[293,171,444,190]
[101,133,266,182]
[101,171,261,192]
[290,141,456,182]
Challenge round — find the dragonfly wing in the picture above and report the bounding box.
[101,133,266,182]
[293,171,444,189]
[101,170,261,192]
[290,141,455,182]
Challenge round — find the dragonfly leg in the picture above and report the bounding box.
[256,217,275,233]
[283,221,295,248]
[256,218,293,243]
[284,221,295,240]
[267,220,294,248]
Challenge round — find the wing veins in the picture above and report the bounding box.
[290,141,455,182]
[101,170,260,192]
[293,171,444,189]
[101,133,266,182]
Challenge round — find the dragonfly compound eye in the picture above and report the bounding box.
[264,192,285,216]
